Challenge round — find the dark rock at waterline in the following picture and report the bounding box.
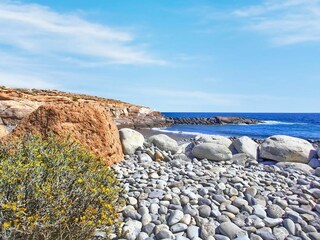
[167,116,262,126]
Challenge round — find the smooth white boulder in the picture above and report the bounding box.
[119,128,145,155]
[233,136,259,159]
[260,135,315,163]
[148,134,179,153]
[192,142,232,161]
[196,135,232,148]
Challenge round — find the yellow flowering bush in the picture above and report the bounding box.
[0,134,124,240]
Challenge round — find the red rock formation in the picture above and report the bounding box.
[9,101,123,166]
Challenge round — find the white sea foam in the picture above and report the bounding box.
[151,128,210,137]
[260,120,306,125]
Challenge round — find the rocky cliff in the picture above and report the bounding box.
[0,86,168,130]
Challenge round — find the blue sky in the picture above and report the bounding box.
[0,0,319,112]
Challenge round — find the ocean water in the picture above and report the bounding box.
[158,113,320,140]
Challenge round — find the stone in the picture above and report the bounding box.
[137,232,149,240]
[315,167,320,177]
[226,204,240,215]
[197,135,233,148]
[219,221,247,239]
[260,135,315,163]
[187,226,200,239]
[311,189,320,199]
[309,158,320,168]
[273,227,289,240]
[176,236,189,240]
[245,187,258,197]
[123,220,142,240]
[119,128,144,155]
[308,232,320,240]
[256,228,276,240]
[167,210,184,226]
[253,205,267,219]
[128,197,138,206]
[266,204,285,218]
[141,213,152,225]
[125,210,141,221]
[149,190,164,199]
[250,233,263,240]
[200,223,216,239]
[231,153,252,166]
[198,205,211,218]
[192,142,232,161]
[283,218,296,235]
[263,217,283,227]
[8,102,123,165]
[156,229,174,239]
[154,150,165,162]
[170,223,188,233]
[149,203,159,214]
[148,134,179,153]
[215,235,231,240]
[276,162,313,174]
[233,136,259,159]
[183,204,198,216]
[142,223,155,235]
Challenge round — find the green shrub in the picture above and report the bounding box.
[0,134,124,240]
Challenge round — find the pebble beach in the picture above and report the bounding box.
[110,130,320,240]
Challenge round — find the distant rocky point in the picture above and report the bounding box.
[167,116,262,125]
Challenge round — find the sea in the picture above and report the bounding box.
[156,113,320,141]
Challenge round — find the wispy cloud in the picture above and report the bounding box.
[0,73,58,89]
[234,0,320,45]
[137,88,286,109]
[0,1,165,65]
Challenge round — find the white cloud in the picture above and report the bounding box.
[138,88,285,108]
[0,1,165,65]
[0,73,58,89]
[234,0,320,45]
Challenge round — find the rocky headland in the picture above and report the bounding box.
[0,86,168,130]
[167,116,262,125]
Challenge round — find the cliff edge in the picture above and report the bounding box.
[0,86,168,130]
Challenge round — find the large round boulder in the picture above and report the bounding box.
[260,135,315,163]
[8,102,123,166]
[148,134,178,153]
[196,135,232,148]
[192,142,232,161]
[233,136,258,159]
[119,128,144,155]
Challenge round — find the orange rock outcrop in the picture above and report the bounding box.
[9,101,123,166]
